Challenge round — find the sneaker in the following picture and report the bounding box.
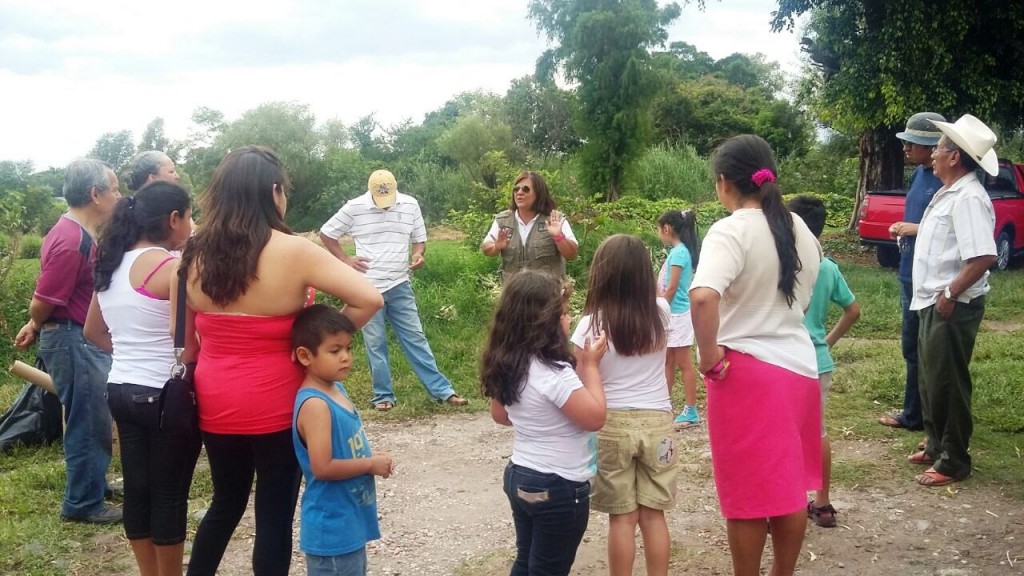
[674,405,700,427]
[62,503,123,525]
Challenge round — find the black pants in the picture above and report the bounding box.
[186,429,301,576]
[107,383,201,544]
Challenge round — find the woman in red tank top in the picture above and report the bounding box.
[172,146,382,576]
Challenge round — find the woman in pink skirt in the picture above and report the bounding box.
[689,135,822,576]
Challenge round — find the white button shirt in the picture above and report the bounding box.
[910,172,996,311]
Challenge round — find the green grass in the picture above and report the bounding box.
[1,237,1023,571]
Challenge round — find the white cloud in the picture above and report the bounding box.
[0,0,803,169]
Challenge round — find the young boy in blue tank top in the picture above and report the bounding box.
[292,304,395,576]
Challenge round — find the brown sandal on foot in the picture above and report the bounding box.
[374,401,394,412]
[807,501,838,528]
[444,394,468,406]
[916,468,962,487]
[907,450,935,465]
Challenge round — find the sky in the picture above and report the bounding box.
[0,0,806,169]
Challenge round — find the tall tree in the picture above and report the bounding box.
[529,0,681,201]
[87,130,135,172]
[775,0,1024,228]
[138,117,170,153]
[503,76,581,159]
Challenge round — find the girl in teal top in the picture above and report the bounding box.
[657,210,701,427]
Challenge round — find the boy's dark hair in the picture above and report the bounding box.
[292,304,356,353]
[786,195,827,238]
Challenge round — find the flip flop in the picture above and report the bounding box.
[374,401,394,412]
[916,468,960,487]
[907,450,935,465]
[878,413,907,428]
[444,394,468,406]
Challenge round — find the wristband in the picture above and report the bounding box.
[552,234,565,243]
[702,356,729,381]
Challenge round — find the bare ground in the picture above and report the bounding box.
[93,411,1024,576]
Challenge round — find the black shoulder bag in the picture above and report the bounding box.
[157,269,198,432]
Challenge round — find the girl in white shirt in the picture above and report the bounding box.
[571,234,677,576]
[481,270,607,576]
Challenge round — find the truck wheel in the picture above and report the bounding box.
[876,245,900,269]
[995,231,1012,270]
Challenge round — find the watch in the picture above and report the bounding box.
[943,286,954,300]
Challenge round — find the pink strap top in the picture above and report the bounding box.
[193,312,304,435]
[133,256,175,299]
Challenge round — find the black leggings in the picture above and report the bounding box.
[186,429,301,576]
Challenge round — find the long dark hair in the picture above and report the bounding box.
[179,146,292,306]
[711,134,802,307]
[94,181,191,292]
[480,270,575,406]
[657,209,700,269]
[508,171,556,215]
[582,234,666,356]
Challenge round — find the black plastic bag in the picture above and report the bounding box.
[0,357,63,452]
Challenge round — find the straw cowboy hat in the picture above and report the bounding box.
[932,114,999,176]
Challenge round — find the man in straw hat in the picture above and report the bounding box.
[878,112,946,434]
[319,169,469,411]
[907,114,998,487]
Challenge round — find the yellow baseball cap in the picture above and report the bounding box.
[368,169,397,209]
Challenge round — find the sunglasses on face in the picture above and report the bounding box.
[513,185,532,193]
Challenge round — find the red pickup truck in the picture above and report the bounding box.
[858,159,1024,270]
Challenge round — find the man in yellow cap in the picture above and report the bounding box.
[319,170,468,411]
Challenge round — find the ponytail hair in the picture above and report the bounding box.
[710,134,801,307]
[94,181,191,292]
[657,209,700,269]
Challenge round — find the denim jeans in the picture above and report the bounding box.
[503,463,591,576]
[363,281,455,405]
[107,383,201,544]
[37,321,113,519]
[186,429,301,576]
[899,280,923,430]
[306,548,367,576]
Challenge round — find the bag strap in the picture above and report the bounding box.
[171,266,188,376]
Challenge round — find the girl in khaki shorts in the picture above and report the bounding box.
[571,235,679,576]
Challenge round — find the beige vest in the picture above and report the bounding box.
[495,210,566,283]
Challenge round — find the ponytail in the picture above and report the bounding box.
[657,209,701,268]
[94,181,191,292]
[710,134,802,307]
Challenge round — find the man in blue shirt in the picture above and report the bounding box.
[878,112,946,432]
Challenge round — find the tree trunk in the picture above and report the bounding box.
[848,125,905,230]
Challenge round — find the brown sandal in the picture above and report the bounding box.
[916,468,961,487]
[374,401,394,412]
[807,501,838,528]
[907,450,935,465]
[444,394,468,406]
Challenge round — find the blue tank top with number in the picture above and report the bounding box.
[293,383,380,555]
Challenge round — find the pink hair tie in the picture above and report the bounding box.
[751,169,776,187]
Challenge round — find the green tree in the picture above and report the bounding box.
[87,130,135,172]
[502,76,581,159]
[438,115,515,188]
[213,102,325,229]
[138,117,170,153]
[774,0,1024,227]
[529,0,681,201]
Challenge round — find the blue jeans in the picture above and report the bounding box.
[107,383,201,544]
[899,280,923,430]
[37,321,113,519]
[503,463,591,576]
[363,281,455,406]
[306,548,367,576]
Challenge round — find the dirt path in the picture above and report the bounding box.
[156,411,1023,576]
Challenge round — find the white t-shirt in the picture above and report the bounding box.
[690,209,821,378]
[506,359,596,482]
[483,211,578,246]
[570,298,671,411]
[320,191,428,293]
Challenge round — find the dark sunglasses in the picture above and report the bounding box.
[512,185,532,193]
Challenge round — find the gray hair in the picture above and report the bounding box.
[125,151,171,191]
[64,158,114,207]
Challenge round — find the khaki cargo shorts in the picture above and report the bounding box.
[591,409,680,515]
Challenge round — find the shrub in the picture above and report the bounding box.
[620,144,716,204]
[18,235,41,259]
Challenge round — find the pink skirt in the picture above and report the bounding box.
[706,349,821,519]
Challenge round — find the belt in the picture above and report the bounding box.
[41,318,83,330]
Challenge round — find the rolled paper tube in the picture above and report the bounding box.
[9,360,56,395]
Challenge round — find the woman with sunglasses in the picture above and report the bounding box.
[481,171,578,283]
